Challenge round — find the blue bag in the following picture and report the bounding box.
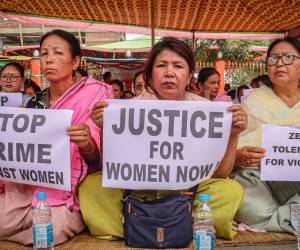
[122,186,198,248]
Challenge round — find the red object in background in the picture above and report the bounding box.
[215,60,225,96]
[30,59,41,85]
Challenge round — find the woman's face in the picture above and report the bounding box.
[151,49,191,100]
[268,41,300,87]
[40,35,80,84]
[111,84,123,99]
[25,86,36,96]
[0,65,24,93]
[134,73,145,96]
[200,73,220,100]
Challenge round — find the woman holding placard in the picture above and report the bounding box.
[233,37,300,233]
[0,30,113,246]
[79,37,247,240]
[0,62,31,106]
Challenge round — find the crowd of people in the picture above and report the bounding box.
[0,29,300,246]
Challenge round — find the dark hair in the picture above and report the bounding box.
[40,29,81,59]
[110,79,124,92]
[76,68,88,77]
[267,37,300,59]
[133,70,144,88]
[251,74,272,88]
[24,78,41,93]
[0,62,24,77]
[197,67,220,86]
[122,90,135,99]
[103,71,111,79]
[257,74,272,86]
[227,89,236,100]
[144,37,195,90]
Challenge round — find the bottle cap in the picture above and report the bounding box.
[199,193,209,202]
[36,192,47,200]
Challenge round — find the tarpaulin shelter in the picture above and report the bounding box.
[1,0,300,39]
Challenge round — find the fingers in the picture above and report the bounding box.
[247,146,266,154]
[241,146,266,167]
[67,124,92,146]
[92,101,108,110]
[91,101,108,128]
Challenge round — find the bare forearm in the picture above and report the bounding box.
[212,134,239,178]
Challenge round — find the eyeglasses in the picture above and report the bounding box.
[266,54,300,66]
[135,83,144,89]
[0,74,22,82]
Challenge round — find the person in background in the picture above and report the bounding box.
[110,79,124,99]
[189,75,202,95]
[102,71,112,85]
[197,67,232,102]
[122,90,135,99]
[0,29,113,246]
[24,79,41,96]
[0,62,31,106]
[250,74,272,88]
[236,85,250,103]
[233,37,300,233]
[132,70,146,96]
[79,37,247,241]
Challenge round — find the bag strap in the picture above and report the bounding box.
[122,184,199,201]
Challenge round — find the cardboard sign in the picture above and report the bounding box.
[261,124,300,181]
[103,100,232,190]
[0,107,73,190]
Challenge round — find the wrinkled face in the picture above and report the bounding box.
[111,83,123,99]
[200,73,220,100]
[151,49,191,100]
[267,41,300,87]
[40,35,80,84]
[134,73,145,96]
[0,65,24,93]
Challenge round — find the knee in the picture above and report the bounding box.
[219,179,244,206]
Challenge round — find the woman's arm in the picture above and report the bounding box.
[213,134,239,178]
[213,105,247,178]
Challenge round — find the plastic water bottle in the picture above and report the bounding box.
[32,192,54,250]
[193,194,214,250]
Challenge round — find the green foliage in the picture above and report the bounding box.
[184,39,270,63]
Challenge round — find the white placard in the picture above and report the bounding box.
[261,124,300,181]
[103,100,232,190]
[0,107,73,191]
[0,93,22,107]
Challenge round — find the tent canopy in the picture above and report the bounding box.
[1,0,300,37]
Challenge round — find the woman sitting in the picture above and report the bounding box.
[233,37,300,233]
[0,29,113,246]
[79,37,247,240]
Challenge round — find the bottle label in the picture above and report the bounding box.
[193,230,214,250]
[33,223,53,248]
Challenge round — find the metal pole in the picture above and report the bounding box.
[78,29,82,45]
[151,0,155,47]
[19,23,23,46]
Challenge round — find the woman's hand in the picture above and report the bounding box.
[228,105,247,136]
[66,124,95,153]
[236,146,266,167]
[0,182,5,193]
[91,101,109,128]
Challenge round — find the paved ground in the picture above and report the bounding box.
[220,244,296,249]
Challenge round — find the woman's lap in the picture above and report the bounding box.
[79,173,243,240]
